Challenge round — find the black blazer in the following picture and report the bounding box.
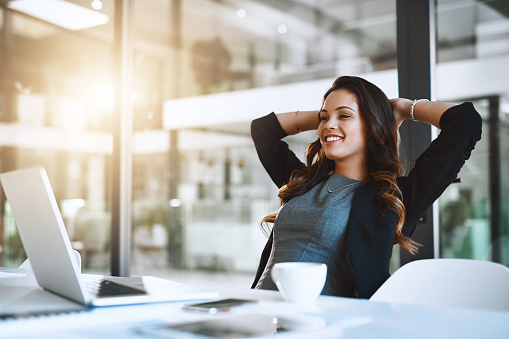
[250,102,482,299]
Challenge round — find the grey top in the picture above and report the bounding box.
[255,173,364,296]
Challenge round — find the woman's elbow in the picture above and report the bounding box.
[470,108,483,142]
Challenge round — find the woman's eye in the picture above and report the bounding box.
[320,116,329,122]
[340,114,351,119]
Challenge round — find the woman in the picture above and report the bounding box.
[250,76,482,299]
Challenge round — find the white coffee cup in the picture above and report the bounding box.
[271,262,327,304]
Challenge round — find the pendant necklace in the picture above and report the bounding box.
[325,178,360,193]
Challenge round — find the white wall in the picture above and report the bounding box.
[163,54,509,130]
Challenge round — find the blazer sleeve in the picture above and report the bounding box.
[398,102,482,237]
[251,113,306,188]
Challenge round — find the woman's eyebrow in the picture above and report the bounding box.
[321,106,357,114]
[335,105,357,113]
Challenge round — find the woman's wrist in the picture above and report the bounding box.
[276,110,320,135]
[410,99,430,120]
[393,99,454,129]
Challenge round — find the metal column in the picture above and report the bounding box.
[397,0,437,264]
[168,0,184,268]
[111,0,133,277]
[488,96,502,263]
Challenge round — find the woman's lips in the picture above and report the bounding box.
[324,135,343,144]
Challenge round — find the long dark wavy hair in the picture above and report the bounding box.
[261,76,419,254]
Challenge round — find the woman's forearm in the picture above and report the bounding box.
[395,99,455,130]
[276,110,320,135]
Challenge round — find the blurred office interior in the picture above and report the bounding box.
[0,0,508,288]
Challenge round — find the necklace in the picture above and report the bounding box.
[325,178,360,193]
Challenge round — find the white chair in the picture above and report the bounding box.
[370,258,509,312]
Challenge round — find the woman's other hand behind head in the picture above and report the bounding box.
[390,98,412,128]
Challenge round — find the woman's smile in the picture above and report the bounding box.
[324,134,344,144]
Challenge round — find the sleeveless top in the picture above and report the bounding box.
[255,173,364,296]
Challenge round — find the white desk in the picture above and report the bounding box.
[1,270,509,338]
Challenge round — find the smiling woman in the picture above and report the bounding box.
[250,75,482,299]
[318,90,369,181]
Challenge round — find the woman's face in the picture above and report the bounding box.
[318,89,369,166]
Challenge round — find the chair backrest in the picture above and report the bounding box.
[370,258,509,312]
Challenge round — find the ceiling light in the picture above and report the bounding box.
[8,0,109,31]
[237,8,247,18]
[169,199,181,208]
[277,24,288,35]
[91,0,103,10]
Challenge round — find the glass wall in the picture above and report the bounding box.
[0,1,114,273]
[502,94,509,265]
[436,0,509,266]
[438,99,490,260]
[437,0,509,63]
[438,96,509,266]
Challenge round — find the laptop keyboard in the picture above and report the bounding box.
[83,279,147,298]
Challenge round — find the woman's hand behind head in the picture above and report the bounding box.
[389,98,412,128]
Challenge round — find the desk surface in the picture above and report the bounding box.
[1,270,509,339]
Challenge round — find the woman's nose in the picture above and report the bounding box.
[325,119,337,129]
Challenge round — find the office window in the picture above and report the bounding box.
[438,99,490,260]
[0,2,114,273]
[438,96,509,266]
[436,0,509,265]
[502,94,509,265]
[437,0,509,63]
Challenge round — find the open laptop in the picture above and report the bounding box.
[0,167,218,308]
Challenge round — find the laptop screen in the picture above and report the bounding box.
[0,167,89,305]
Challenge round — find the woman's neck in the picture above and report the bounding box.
[333,160,369,182]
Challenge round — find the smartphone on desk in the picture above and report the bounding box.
[182,298,257,313]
